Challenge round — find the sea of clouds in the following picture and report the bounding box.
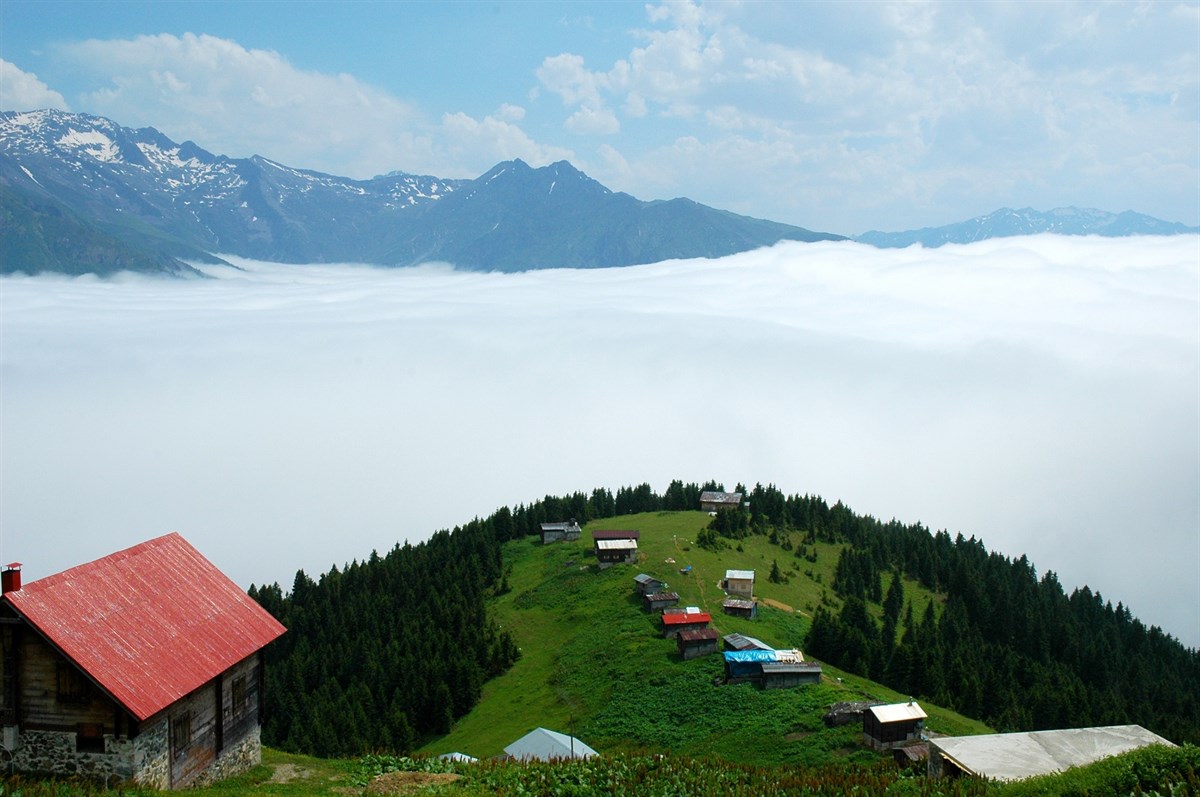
[1,235,1196,647]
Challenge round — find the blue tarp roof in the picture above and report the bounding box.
[723,650,779,663]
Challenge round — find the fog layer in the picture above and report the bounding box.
[1,236,1196,647]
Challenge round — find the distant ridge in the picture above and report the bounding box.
[0,109,841,276]
[855,206,1199,248]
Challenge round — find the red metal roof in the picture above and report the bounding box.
[3,533,286,721]
[662,612,711,625]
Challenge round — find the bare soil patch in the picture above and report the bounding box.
[760,597,794,613]
[367,771,462,795]
[269,763,311,784]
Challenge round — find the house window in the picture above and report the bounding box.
[171,711,192,759]
[56,662,90,703]
[231,675,248,719]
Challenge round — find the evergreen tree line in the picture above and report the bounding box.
[728,477,1200,745]
[248,519,518,756]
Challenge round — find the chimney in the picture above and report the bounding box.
[2,563,21,595]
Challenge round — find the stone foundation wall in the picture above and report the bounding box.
[9,729,136,785]
[132,717,169,790]
[191,726,262,787]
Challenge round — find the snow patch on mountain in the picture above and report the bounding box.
[57,128,120,162]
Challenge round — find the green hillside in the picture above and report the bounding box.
[420,511,987,765]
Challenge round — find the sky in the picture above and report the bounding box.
[1,0,1197,235]
[1,236,1198,649]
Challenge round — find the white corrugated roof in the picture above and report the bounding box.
[725,569,755,580]
[931,725,1174,782]
[868,702,927,723]
[596,538,638,550]
[504,727,598,761]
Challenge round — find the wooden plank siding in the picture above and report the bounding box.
[13,627,126,735]
[167,653,262,789]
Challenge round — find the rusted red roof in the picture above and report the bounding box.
[662,612,711,626]
[677,628,720,642]
[3,533,286,721]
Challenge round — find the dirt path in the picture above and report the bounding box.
[268,763,310,784]
[760,597,794,613]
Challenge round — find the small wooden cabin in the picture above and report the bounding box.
[643,591,680,612]
[594,538,638,569]
[661,611,711,639]
[540,521,581,545]
[761,661,822,689]
[677,628,720,660]
[722,598,757,619]
[864,702,927,751]
[699,491,743,513]
[723,633,772,652]
[722,569,755,598]
[633,574,666,596]
[0,534,286,789]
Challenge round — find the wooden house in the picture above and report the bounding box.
[927,725,1174,781]
[722,569,755,598]
[677,628,720,660]
[699,491,743,513]
[723,633,772,652]
[863,702,927,751]
[633,573,666,596]
[722,598,757,619]
[661,611,711,638]
[594,537,638,569]
[0,534,286,789]
[761,661,822,689]
[642,591,680,612]
[722,650,777,682]
[540,521,581,545]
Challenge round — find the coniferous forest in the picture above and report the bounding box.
[249,480,1199,757]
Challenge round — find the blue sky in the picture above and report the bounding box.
[2,1,1197,234]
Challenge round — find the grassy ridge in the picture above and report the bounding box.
[6,743,1195,796]
[422,511,985,764]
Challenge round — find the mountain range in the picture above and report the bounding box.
[854,206,1199,248]
[0,109,839,276]
[1,109,1195,277]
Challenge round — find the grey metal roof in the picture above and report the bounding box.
[725,569,755,581]
[930,725,1175,782]
[723,633,772,650]
[700,491,743,504]
[634,573,660,585]
[503,727,598,761]
[761,661,822,674]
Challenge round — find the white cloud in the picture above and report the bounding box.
[54,33,572,180]
[541,2,1199,232]
[1,236,1196,649]
[439,111,574,169]
[0,60,70,111]
[565,105,619,135]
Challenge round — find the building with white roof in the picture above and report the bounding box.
[723,569,755,597]
[928,725,1174,781]
[863,701,927,751]
[503,727,598,761]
